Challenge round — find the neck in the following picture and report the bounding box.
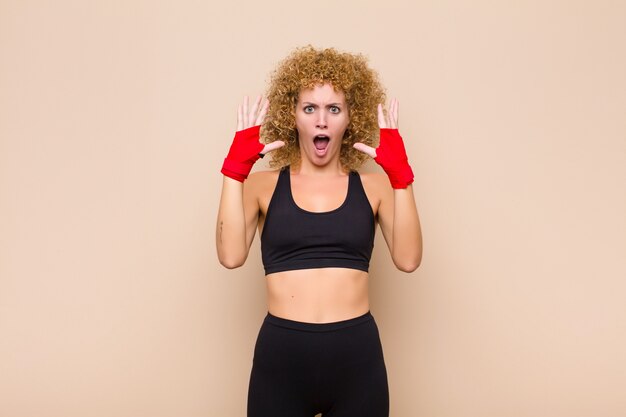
[293,158,346,176]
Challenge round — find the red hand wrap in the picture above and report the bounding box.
[221,125,264,182]
[374,128,414,189]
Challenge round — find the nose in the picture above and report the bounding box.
[316,111,327,129]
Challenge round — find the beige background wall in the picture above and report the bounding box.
[1,1,625,416]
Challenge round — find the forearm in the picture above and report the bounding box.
[216,176,249,268]
[391,185,422,272]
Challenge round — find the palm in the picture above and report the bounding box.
[353,98,399,158]
[236,95,284,155]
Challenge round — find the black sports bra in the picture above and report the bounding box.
[261,167,375,275]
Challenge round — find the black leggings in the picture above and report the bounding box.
[247,311,389,416]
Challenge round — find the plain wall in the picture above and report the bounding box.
[1,1,625,416]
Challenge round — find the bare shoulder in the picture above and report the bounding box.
[248,169,279,180]
[247,169,280,189]
[245,169,281,211]
[358,171,391,196]
[357,171,392,214]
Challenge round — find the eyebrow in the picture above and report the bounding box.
[301,102,343,106]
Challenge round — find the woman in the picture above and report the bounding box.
[216,46,422,417]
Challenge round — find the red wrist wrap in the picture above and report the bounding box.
[221,125,264,182]
[374,128,414,189]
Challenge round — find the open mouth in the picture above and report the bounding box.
[313,135,330,152]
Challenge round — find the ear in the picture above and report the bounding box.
[291,94,299,116]
[342,126,351,144]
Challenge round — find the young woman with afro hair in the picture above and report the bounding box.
[217,46,422,417]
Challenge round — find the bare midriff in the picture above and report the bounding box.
[265,267,370,323]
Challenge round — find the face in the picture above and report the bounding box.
[295,83,350,167]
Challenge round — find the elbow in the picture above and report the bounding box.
[396,259,421,273]
[217,253,246,269]
[219,259,244,269]
[394,253,422,273]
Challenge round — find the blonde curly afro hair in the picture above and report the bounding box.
[262,45,386,171]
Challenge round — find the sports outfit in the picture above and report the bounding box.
[248,168,389,417]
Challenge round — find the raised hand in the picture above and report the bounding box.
[353,98,414,189]
[222,96,284,182]
[378,97,399,129]
[237,95,266,130]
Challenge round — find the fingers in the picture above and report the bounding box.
[377,103,387,128]
[237,103,243,131]
[255,98,269,126]
[353,142,377,158]
[242,96,249,129]
[237,95,269,131]
[377,99,400,129]
[248,95,262,127]
[389,98,398,129]
[261,140,285,155]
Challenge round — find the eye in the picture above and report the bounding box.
[304,105,314,113]
[329,106,340,114]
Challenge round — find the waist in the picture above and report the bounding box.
[264,310,374,331]
[266,268,370,323]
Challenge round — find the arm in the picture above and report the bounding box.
[355,98,423,272]
[215,96,284,268]
[216,176,258,268]
[377,180,423,272]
